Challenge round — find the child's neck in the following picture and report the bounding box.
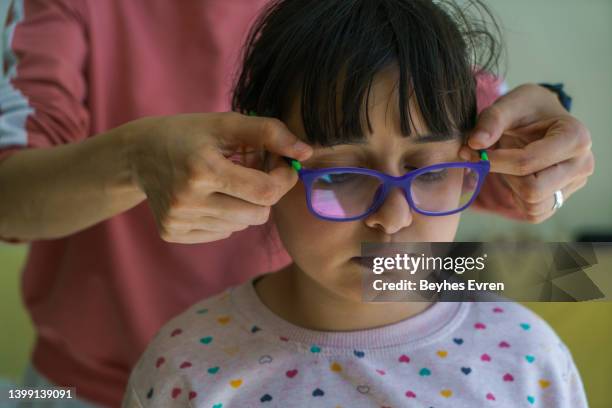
[254,263,433,332]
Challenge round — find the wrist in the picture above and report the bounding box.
[104,122,149,199]
[537,82,572,112]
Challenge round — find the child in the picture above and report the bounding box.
[122,0,588,406]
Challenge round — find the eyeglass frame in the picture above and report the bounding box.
[246,110,490,221]
[281,150,490,221]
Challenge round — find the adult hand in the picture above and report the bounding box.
[125,112,313,243]
[459,83,594,223]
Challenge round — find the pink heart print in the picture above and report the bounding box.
[155,357,165,368]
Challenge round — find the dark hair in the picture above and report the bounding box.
[232,0,504,146]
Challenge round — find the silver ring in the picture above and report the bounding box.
[552,190,564,210]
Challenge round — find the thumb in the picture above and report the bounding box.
[468,86,541,150]
[468,105,508,150]
[217,112,313,161]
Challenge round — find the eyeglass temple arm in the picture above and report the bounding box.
[282,156,302,171]
[281,149,488,171]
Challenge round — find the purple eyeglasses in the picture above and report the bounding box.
[282,150,490,221]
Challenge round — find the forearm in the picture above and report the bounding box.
[0,129,147,240]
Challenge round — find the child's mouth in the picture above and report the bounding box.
[351,256,374,268]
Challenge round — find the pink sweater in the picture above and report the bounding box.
[122,278,587,407]
[0,1,503,406]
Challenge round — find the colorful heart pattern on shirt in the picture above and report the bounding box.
[217,316,231,325]
[356,385,370,394]
[405,390,417,398]
[141,303,567,406]
[259,355,273,364]
[155,357,165,368]
[419,368,432,376]
[539,379,551,389]
[499,341,511,348]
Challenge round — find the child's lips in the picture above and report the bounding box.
[350,256,374,268]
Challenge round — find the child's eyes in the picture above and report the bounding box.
[416,168,448,182]
[319,173,360,184]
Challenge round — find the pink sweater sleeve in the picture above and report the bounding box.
[0,0,90,162]
[0,0,90,242]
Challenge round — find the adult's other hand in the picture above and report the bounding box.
[459,84,594,223]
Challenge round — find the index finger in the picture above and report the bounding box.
[215,111,313,161]
[483,119,581,175]
[201,148,299,206]
[468,84,565,149]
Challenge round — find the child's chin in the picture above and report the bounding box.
[328,266,368,302]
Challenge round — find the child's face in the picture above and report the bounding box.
[272,68,464,302]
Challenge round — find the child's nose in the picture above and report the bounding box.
[364,187,413,233]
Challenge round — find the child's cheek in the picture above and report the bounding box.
[272,185,352,273]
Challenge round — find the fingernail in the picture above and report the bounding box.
[470,131,489,147]
[293,140,311,154]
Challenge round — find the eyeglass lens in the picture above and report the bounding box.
[309,166,480,219]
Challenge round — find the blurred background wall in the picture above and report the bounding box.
[1,0,611,406]
[458,0,612,241]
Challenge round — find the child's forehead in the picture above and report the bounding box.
[283,64,465,154]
